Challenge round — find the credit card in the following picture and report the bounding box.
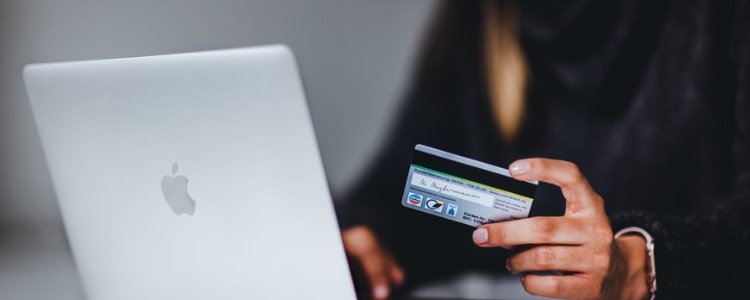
[401,144,538,227]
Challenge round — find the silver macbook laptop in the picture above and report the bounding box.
[24,45,357,300]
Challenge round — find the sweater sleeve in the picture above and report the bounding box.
[611,1,750,297]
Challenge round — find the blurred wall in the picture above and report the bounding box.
[0,0,435,228]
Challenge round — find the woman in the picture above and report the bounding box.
[338,0,750,299]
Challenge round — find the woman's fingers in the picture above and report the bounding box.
[469,158,618,299]
[507,245,605,274]
[509,158,602,213]
[521,273,599,299]
[342,226,404,299]
[358,253,399,299]
[473,216,589,248]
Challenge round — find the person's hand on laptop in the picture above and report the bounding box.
[472,158,650,300]
[343,225,405,300]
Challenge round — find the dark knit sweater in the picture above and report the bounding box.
[337,0,750,298]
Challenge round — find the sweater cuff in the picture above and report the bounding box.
[610,211,681,298]
[614,226,657,300]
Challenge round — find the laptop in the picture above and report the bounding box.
[24,45,358,300]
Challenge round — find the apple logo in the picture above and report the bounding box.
[160,162,196,216]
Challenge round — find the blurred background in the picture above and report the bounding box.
[0,0,435,298]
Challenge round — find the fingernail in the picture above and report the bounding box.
[505,258,510,272]
[473,228,488,244]
[373,285,389,299]
[509,161,530,175]
[520,275,525,284]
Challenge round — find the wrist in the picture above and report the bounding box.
[615,235,650,300]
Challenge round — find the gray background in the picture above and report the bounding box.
[0,1,435,298]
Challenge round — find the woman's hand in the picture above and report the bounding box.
[342,225,404,300]
[472,158,649,300]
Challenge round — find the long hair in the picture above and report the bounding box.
[483,0,528,142]
[405,0,528,143]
